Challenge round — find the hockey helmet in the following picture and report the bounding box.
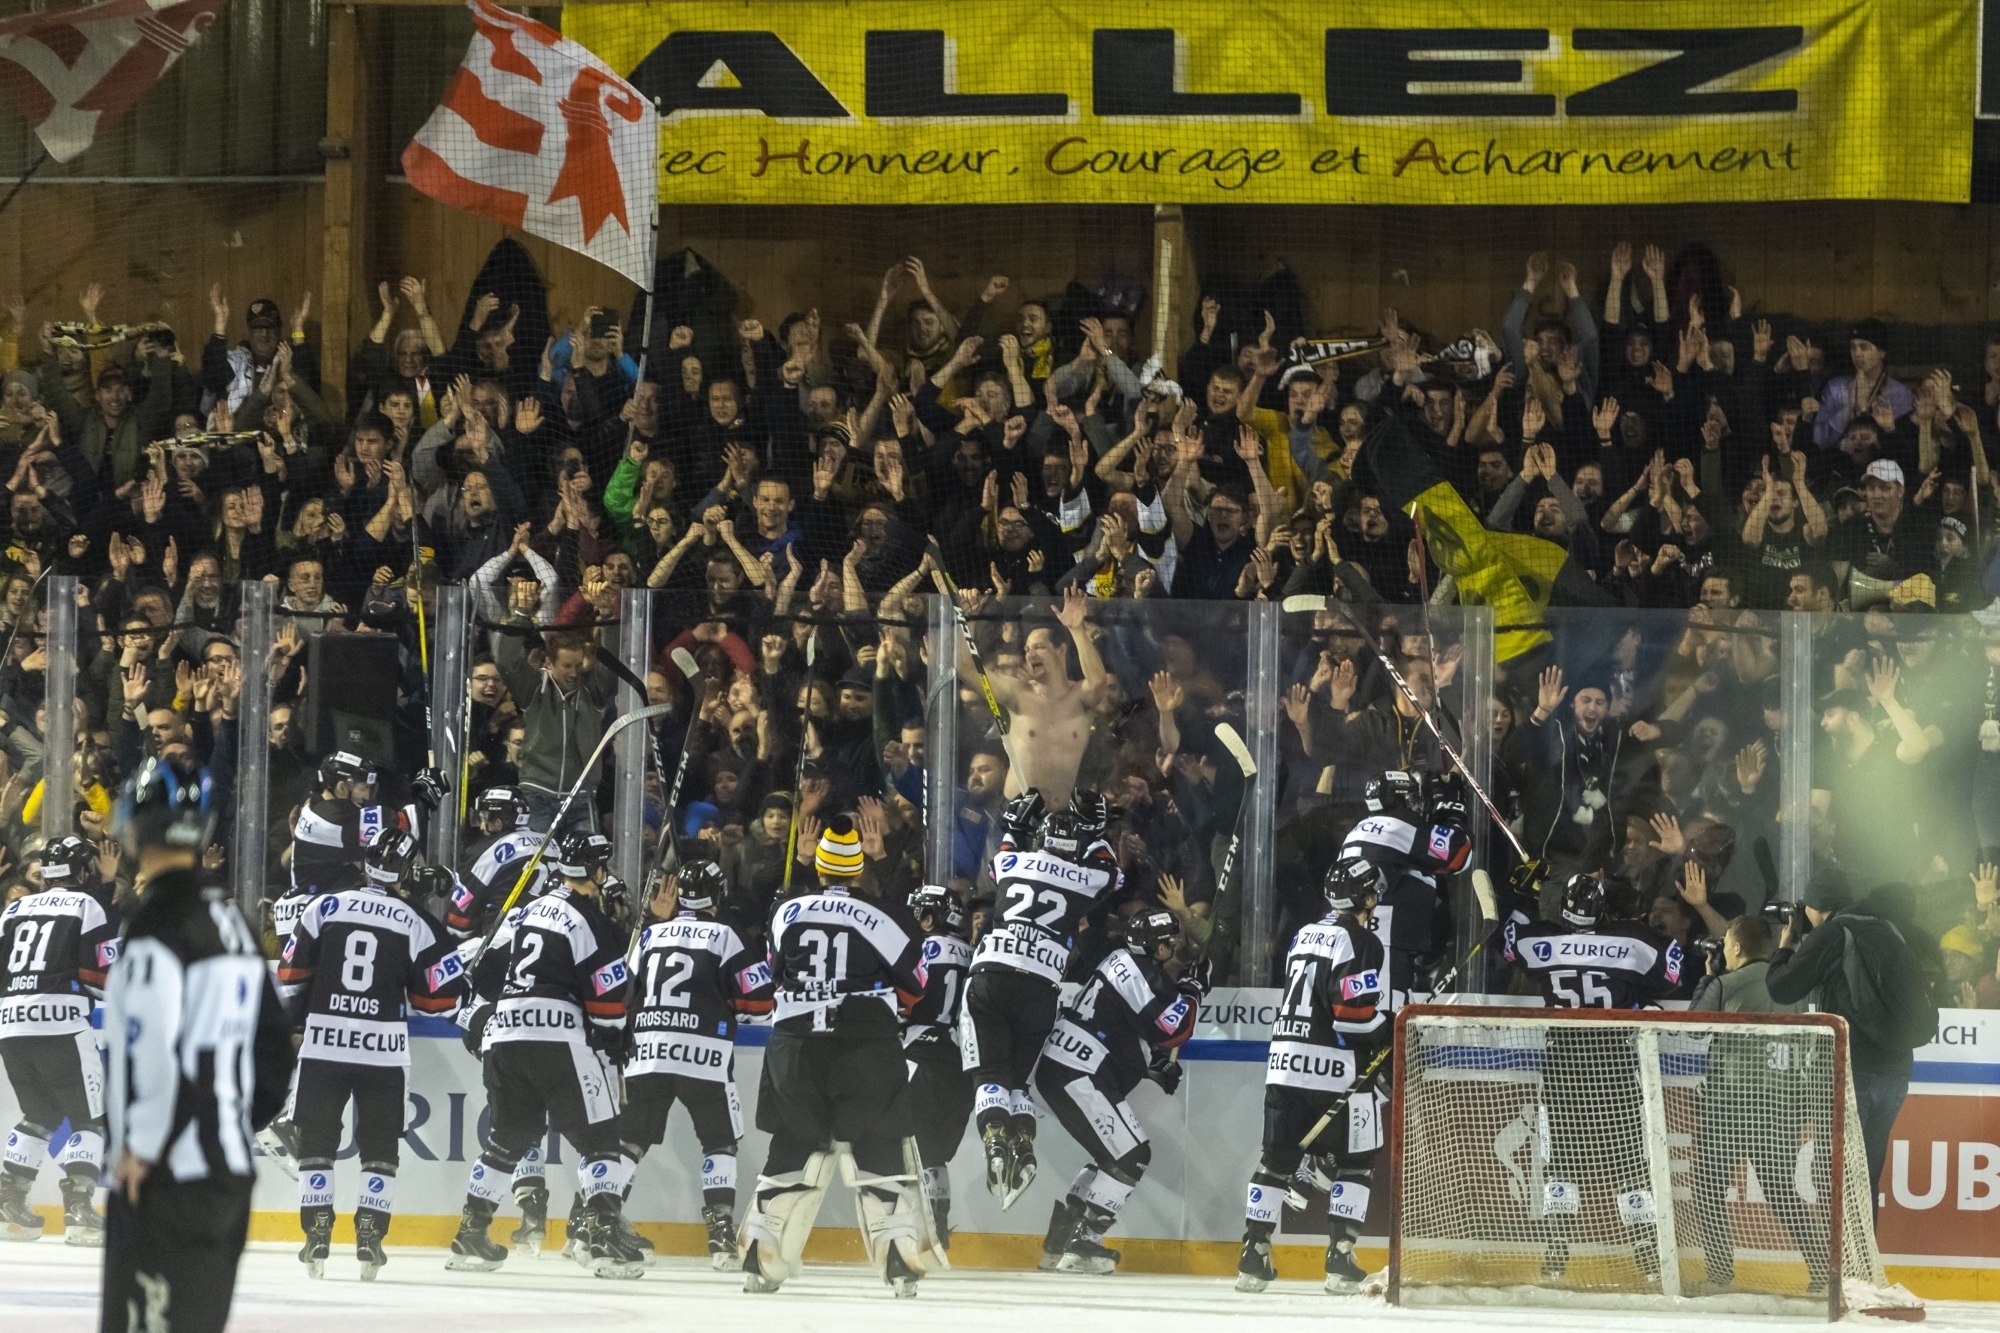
[475,785,529,831]
[1124,907,1180,959]
[908,884,966,936]
[1038,809,1088,861]
[550,831,613,880]
[318,750,377,792]
[1364,770,1423,815]
[38,835,98,890]
[1559,874,1604,928]
[1323,856,1388,913]
[364,827,419,886]
[111,754,214,856]
[1068,788,1112,841]
[675,859,728,914]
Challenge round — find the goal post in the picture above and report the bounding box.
[1387,1004,1917,1321]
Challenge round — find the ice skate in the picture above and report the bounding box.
[0,1173,44,1242]
[885,1243,922,1297]
[299,1208,333,1279]
[355,1213,388,1281]
[256,1118,302,1181]
[1235,1235,1276,1293]
[1056,1234,1120,1275]
[703,1204,737,1271]
[58,1179,102,1248]
[585,1202,647,1280]
[1324,1238,1367,1294]
[445,1201,507,1272]
[1038,1197,1079,1271]
[1002,1127,1037,1210]
[508,1185,548,1256]
[741,1238,785,1294]
[560,1193,588,1265]
[981,1123,1011,1202]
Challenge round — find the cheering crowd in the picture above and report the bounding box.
[0,236,1991,1006]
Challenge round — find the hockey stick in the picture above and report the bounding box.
[1191,722,1256,972]
[1296,870,1510,1153]
[900,1136,951,1270]
[924,539,1009,736]
[652,646,708,871]
[780,629,818,894]
[1280,595,1532,867]
[465,701,675,970]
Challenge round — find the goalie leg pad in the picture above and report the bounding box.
[740,1151,836,1284]
[852,1173,927,1281]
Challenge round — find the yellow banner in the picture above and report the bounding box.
[564,0,1972,206]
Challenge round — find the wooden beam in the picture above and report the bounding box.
[321,4,376,420]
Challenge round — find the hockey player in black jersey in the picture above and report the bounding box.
[963,790,1122,1208]
[1237,856,1391,1295]
[279,752,395,939]
[1340,771,1471,1009]
[101,758,294,1333]
[1504,875,1683,1286]
[1035,907,1200,1276]
[276,828,467,1280]
[0,864,118,1244]
[443,786,547,939]
[617,859,773,1269]
[903,884,973,1245]
[447,831,643,1280]
[740,824,932,1297]
[38,836,113,910]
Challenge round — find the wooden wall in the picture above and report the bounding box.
[0,182,322,333]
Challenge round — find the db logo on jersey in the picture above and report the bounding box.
[1340,970,1380,1001]
[1664,941,1684,984]
[592,960,628,995]
[1427,828,1452,859]
[97,940,118,967]
[1531,941,1553,963]
[451,884,474,910]
[281,937,297,962]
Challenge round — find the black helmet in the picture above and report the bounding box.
[39,835,98,891]
[1363,770,1423,815]
[908,884,965,935]
[318,750,376,792]
[112,755,214,855]
[365,827,419,886]
[1323,856,1387,912]
[1038,809,1087,861]
[550,831,613,880]
[475,786,529,831]
[1560,874,1604,927]
[675,859,728,914]
[1068,789,1111,841]
[1124,907,1179,958]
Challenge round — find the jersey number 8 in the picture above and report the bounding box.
[342,930,378,992]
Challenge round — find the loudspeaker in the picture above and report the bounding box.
[304,631,400,765]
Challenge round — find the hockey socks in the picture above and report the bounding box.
[2,1121,49,1179]
[701,1151,738,1210]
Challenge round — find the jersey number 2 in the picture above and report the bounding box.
[1000,883,1066,929]
[643,951,695,1008]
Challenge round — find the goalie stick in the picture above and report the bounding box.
[781,629,818,893]
[653,646,708,870]
[925,540,1009,736]
[465,701,675,970]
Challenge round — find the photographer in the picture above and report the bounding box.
[1765,870,1937,1205]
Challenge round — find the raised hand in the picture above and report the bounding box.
[1535,665,1568,720]
[1592,395,1621,437]
[1148,669,1184,715]
[1735,739,1767,794]
[1648,812,1686,856]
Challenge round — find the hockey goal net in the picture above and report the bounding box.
[1388,1005,1922,1321]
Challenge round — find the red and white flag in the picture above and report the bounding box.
[404,0,657,289]
[0,0,225,164]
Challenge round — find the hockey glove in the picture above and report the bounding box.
[1176,954,1213,1000]
[460,1004,492,1058]
[1507,858,1550,898]
[411,767,449,813]
[1000,790,1046,841]
[1144,1049,1183,1096]
[590,1024,635,1067]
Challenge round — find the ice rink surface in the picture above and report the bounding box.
[7,1243,2000,1333]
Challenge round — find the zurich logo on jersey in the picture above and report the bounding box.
[493,843,516,864]
[309,1173,328,1189]
[781,903,802,926]
[998,853,1018,874]
[1531,940,1553,963]
[701,1157,715,1173]
[591,1162,609,1178]
[319,896,340,917]
[1249,1186,1263,1204]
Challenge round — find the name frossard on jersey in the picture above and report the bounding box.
[974,849,1119,985]
[628,915,772,1079]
